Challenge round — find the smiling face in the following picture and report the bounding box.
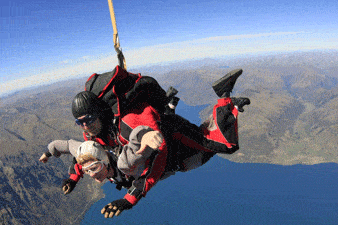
[82,160,110,183]
[76,115,102,137]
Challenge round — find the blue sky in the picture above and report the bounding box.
[1,0,337,96]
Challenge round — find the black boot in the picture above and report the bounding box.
[165,96,180,115]
[212,69,243,98]
[165,86,180,115]
[231,97,250,112]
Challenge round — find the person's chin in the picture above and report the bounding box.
[87,129,101,137]
[94,177,105,183]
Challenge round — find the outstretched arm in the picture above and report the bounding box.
[39,139,82,163]
[39,139,83,194]
[121,126,167,203]
[101,125,167,218]
[118,126,164,177]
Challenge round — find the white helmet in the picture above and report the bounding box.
[76,141,109,164]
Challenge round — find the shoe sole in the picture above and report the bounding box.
[212,69,243,97]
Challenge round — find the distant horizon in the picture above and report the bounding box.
[1,48,337,98]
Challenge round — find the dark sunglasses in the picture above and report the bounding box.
[75,115,97,126]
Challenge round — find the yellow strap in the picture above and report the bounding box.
[108,0,127,70]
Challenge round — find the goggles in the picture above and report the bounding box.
[75,115,97,126]
[82,161,104,174]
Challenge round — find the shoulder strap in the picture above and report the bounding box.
[85,66,140,116]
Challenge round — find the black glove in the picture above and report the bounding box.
[61,178,77,195]
[101,199,133,218]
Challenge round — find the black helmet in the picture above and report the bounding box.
[72,91,110,119]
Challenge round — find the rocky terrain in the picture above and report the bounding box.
[0,79,104,225]
[0,50,337,224]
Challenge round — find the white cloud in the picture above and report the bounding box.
[1,31,337,96]
[124,31,336,67]
[186,31,305,43]
[0,55,119,96]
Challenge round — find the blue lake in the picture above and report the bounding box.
[81,102,338,225]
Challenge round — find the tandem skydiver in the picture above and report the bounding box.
[39,68,250,218]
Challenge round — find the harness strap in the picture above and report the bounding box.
[107,153,133,190]
[108,0,127,70]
